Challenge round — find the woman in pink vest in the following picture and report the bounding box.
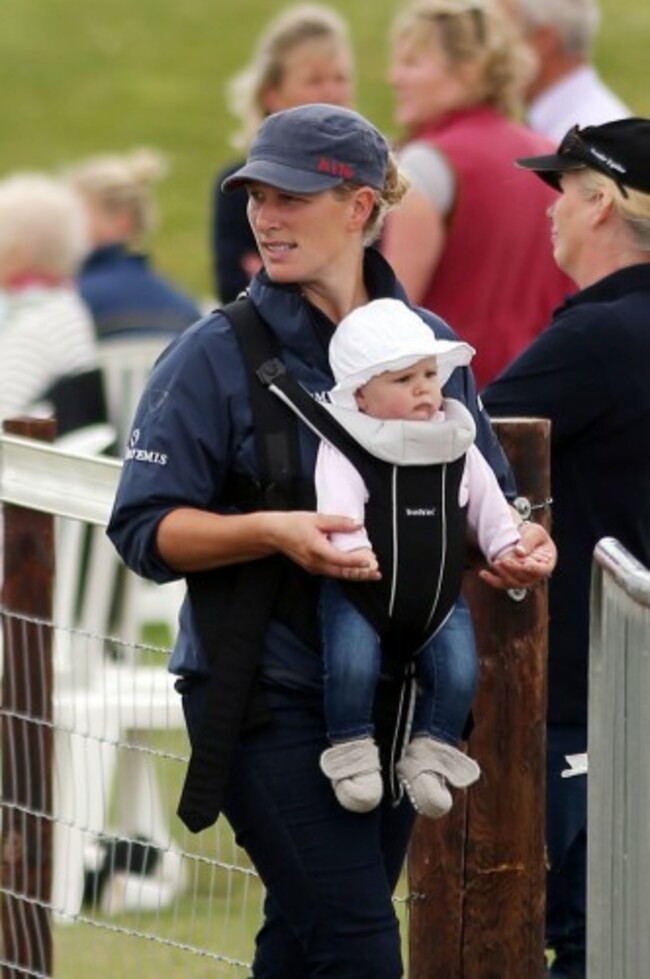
[382,0,574,389]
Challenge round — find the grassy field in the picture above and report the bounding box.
[2,0,649,302]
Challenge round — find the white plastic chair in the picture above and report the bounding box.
[50,421,187,921]
[96,335,173,453]
[96,335,185,646]
[53,423,117,687]
[53,656,186,920]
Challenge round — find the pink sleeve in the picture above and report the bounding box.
[315,442,371,552]
[464,446,521,562]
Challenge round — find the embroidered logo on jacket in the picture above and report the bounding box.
[126,428,168,466]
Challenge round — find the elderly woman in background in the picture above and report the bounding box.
[382,0,573,389]
[66,148,200,339]
[210,3,355,302]
[483,116,650,979]
[0,172,99,429]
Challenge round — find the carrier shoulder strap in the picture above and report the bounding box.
[177,298,313,834]
[259,363,388,480]
[220,297,304,506]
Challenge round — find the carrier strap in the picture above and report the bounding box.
[178,298,309,833]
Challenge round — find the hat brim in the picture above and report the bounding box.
[328,343,475,409]
[221,159,343,194]
[515,152,587,191]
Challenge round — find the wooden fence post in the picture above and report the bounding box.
[1,417,56,979]
[408,418,551,979]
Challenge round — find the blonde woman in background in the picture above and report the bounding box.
[382,0,573,389]
[211,3,354,302]
[66,149,200,339]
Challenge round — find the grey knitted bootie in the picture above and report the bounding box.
[319,737,383,813]
[396,736,480,820]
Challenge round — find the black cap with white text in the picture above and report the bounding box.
[516,118,650,197]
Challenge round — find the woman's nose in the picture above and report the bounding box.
[250,201,279,231]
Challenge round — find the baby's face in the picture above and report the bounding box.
[354,356,443,421]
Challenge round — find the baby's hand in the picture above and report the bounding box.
[351,546,379,573]
[480,530,555,590]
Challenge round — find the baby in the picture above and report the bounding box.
[315,298,525,818]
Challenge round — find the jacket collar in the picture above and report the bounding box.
[561,263,650,311]
[246,247,409,367]
[82,243,148,272]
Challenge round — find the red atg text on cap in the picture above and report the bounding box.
[317,157,355,180]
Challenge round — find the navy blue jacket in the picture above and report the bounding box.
[79,243,201,339]
[484,264,650,726]
[107,249,514,687]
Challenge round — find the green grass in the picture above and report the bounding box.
[2,0,648,302]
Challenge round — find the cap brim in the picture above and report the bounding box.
[221,160,342,194]
[515,152,586,191]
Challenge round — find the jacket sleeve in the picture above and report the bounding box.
[464,447,521,562]
[315,441,371,551]
[106,316,248,582]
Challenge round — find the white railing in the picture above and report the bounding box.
[588,537,650,979]
[0,427,264,977]
[0,430,121,524]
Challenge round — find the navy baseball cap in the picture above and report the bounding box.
[516,118,650,198]
[221,103,390,194]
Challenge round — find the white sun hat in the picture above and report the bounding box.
[328,298,475,408]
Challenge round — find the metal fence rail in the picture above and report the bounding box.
[588,537,650,979]
[2,418,551,979]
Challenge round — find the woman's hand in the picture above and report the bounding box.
[478,521,557,590]
[267,511,382,581]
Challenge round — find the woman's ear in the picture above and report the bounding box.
[591,187,615,228]
[348,187,376,230]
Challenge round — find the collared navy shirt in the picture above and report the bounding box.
[484,263,650,725]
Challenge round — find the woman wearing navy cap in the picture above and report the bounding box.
[108,103,555,978]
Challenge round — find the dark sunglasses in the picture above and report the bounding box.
[559,125,630,198]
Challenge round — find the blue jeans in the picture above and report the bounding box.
[545,725,587,977]
[320,580,479,746]
[181,679,415,979]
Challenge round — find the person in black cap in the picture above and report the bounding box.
[108,102,556,978]
[483,117,650,979]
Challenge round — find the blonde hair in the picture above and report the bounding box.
[578,169,650,251]
[227,3,352,151]
[334,152,411,246]
[64,148,168,241]
[0,173,90,279]
[392,0,536,117]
